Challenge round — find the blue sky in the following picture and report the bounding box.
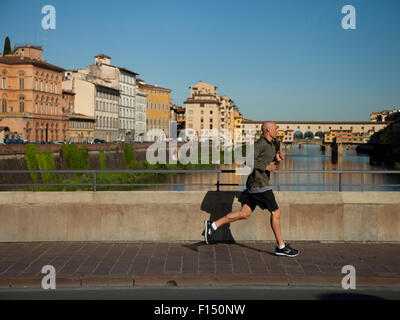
[1,0,399,121]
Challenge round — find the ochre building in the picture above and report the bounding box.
[0,43,68,142]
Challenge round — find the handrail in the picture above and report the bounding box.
[0,169,399,192]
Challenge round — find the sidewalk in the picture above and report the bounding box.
[0,242,399,288]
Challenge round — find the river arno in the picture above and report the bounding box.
[160,144,400,192]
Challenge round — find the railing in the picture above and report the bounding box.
[217,169,400,191]
[1,169,400,192]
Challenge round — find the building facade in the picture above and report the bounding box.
[94,84,120,142]
[184,81,221,139]
[135,90,147,141]
[0,43,68,143]
[61,89,95,143]
[138,79,171,139]
[119,68,138,142]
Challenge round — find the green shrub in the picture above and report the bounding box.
[25,144,39,184]
[62,144,90,178]
[99,150,106,170]
[123,143,136,169]
[35,151,56,184]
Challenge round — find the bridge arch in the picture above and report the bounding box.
[294,131,303,139]
[315,131,324,139]
[304,131,314,139]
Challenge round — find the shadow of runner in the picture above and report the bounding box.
[200,191,240,244]
[232,242,276,256]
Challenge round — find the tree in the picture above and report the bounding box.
[3,37,11,55]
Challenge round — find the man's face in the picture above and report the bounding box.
[265,123,277,139]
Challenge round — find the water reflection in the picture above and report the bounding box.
[156,144,400,191]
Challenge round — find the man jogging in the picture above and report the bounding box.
[204,121,299,257]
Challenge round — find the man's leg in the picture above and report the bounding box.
[270,208,285,247]
[214,204,253,229]
[270,207,300,257]
[204,204,253,243]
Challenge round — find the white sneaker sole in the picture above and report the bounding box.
[275,251,300,257]
[204,220,209,244]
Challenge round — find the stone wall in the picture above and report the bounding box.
[0,191,399,242]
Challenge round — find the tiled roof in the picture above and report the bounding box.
[0,55,64,72]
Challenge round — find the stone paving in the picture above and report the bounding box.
[0,242,399,288]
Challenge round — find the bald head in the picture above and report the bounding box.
[262,121,276,132]
[261,121,277,140]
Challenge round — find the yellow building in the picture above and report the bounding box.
[277,130,285,140]
[138,79,171,138]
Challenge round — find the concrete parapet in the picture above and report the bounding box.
[0,191,399,242]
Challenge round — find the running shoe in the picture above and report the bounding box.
[275,243,299,257]
[204,220,215,244]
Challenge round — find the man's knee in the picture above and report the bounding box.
[271,208,281,218]
[241,206,253,219]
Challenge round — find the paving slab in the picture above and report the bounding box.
[0,242,399,288]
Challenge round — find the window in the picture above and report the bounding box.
[189,110,193,115]
[35,79,38,90]
[210,111,213,114]
[1,99,6,112]
[2,78,6,89]
[35,103,38,113]
[19,97,24,112]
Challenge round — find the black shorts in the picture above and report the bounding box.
[238,189,279,212]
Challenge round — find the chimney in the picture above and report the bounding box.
[27,42,30,47]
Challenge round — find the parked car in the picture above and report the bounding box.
[54,141,66,144]
[4,138,25,145]
[93,139,106,144]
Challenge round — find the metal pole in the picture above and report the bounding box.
[94,172,97,192]
[217,171,220,192]
[339,172,342,192]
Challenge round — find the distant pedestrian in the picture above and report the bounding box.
[204,121,299,257]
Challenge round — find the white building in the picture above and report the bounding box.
[118,68,138,142]
[94,84,120,142]
[135,90,147,141]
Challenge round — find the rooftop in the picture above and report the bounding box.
[0,55,64,72]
